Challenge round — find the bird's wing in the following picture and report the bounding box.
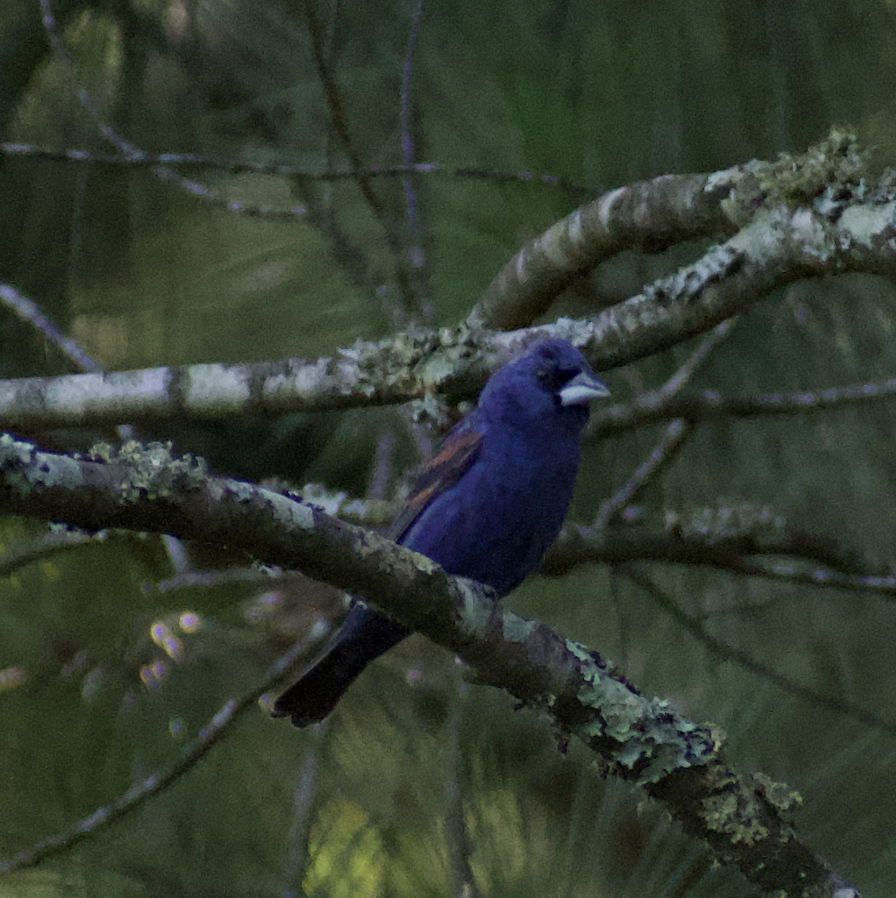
[388,426,484,543]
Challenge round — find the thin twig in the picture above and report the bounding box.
[626,567,896,736]
[546,518,892,596]
[300,0,420,315]
[592,420,693,530]
[0,281,101,373]
[656,318,738,398]
[722,557,896,599]
[299,0,381,216]
[0,625,327,875]
[38,0,307,222]
[592,376,896,437]
[0,143,588,191]
[400,0,430,317]
[591,320,736,527]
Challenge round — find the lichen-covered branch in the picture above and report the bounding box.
[467,128,869,331]
[590,375,896,437]
[0,434,858,897]
[546,499,883,580]
[0,328,498,431]
[466,167,746,331]
[1,134,895,433]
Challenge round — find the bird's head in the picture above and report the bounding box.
[478,338,610,435]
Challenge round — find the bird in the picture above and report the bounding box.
[272,337,609,727]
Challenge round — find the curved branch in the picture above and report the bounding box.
[0,435,859,897]
[467,128,870,331]
[1,140,895,430]
[466,166,747,331]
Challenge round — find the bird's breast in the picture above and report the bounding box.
[402,434,579,596]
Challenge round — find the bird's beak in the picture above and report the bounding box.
[559,371,610,406]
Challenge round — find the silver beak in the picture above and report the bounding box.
[559,371,610,406]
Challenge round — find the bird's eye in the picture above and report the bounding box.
[537,365,577,394]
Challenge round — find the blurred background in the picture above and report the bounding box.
[2,0,896,895]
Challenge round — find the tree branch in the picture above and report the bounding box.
[2,150,893,432]
[466,167,745,331]
[0,434,858,897]
[591,376,896,437]
[467,128,870,331]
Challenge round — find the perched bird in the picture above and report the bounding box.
[272,337,609,727]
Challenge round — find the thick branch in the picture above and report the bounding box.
[2,144,896,430]
[467,128,870,331]
[0,434,858,897]
[466,166,749,331]
[0,198,890,434]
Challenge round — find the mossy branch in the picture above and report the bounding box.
[0,433,858,898]
[1,132,894,433]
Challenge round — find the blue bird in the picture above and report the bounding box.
[272,337,609,726]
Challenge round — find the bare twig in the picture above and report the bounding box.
[590,320,736,527]
[0,281,101,373]
[654,319,738,398]
[545,512,881,584]
[400,0,430,316]
[299,0,381,216]
[626,567,896,735]
[592,376,896,436]
[593,420,693,531]
[299,0,417,314]
[0,143,587,192]
[38,0,307,222]
[0,624,326,875]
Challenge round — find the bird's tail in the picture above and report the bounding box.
[272,605,407,727]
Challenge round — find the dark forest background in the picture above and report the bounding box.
[2,1,896,896]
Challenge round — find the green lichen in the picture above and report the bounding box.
[407,548,439,576]
[714,162,768,229]
[717,128,867,231]
[752,772,803,813]
[264,487,316,530]
[294,484,394,527]
[838,200,892,249]
[456,579,492,633]
[410,391,454,428]
[663,500,784,544]
[91,440,209,504]
[703,791,770,847]
[570,637,720,783]
[643,242,747,307]
[761,127,864,206]
[565,638,594,665]
[0,434,37,492]
[225,479,259,504]
[87,441,116,463]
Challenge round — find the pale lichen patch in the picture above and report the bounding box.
[89,441,210,504]
[502,614,537,643]
[456,579,491,633]
[266,491,315,530]
[0,434,84,493]
[183,364,251,412]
